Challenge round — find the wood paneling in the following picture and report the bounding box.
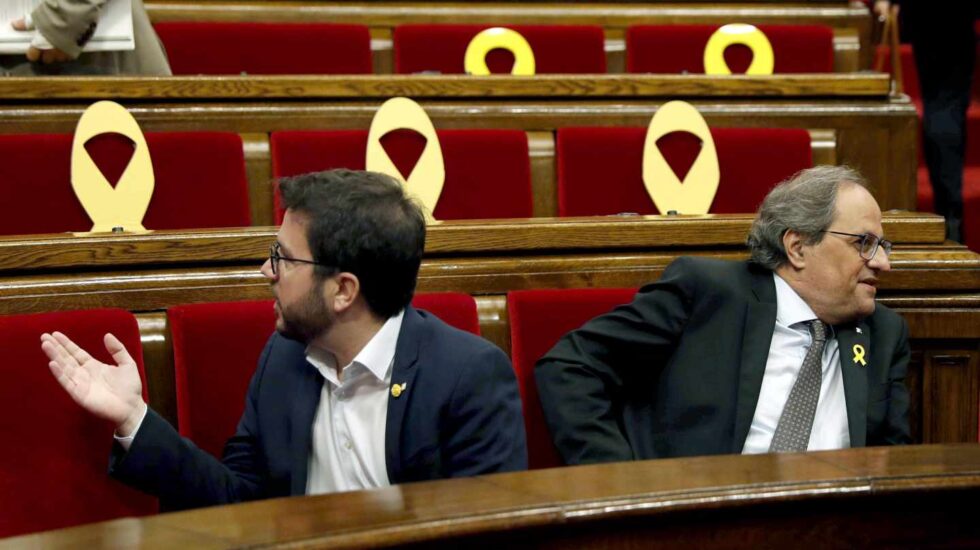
[5,445,980,548]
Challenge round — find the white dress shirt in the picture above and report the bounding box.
[741,274,850,454]
[305,309,403,494]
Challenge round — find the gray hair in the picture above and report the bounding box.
[747,165,868,270]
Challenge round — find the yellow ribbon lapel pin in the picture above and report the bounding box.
[852,344,867,366]
[391,382,407,398]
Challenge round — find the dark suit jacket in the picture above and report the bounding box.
[111,306,527,510]
[535,257,912,465]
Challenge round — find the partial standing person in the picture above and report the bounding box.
[2,0,170,75]
[41,169,527,510]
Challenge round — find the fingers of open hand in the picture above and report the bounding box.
[103,333,135,367]
[51,331,96,366]
[11,18,27,31]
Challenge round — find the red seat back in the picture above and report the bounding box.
[270,129,533,221]
[394,24,606,74]
[0,131,250,235]
[557,127,812,216]
[168,300,277,459]
[167,293,480,459]
[627,25,834,74]
[154,22,372,75]
[508,288,637,469]
[0,309,156,537]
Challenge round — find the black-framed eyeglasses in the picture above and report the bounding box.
[822,231,893,261]
[268,242,329,276]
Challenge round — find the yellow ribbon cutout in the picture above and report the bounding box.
[366,97,445,223]
[71,100,154,233]
[703,23,775,75]
[642,100,720,214]
[464,27,536,75]
[852,344,867,366]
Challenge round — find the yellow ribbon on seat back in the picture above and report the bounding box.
[71,100,154,233]
[642,100,720,215]
[366,97,445,222]
[464,27,536,76]
[703,23,774,75]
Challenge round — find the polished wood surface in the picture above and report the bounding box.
[4,444,979,548]
[0,74,890,100]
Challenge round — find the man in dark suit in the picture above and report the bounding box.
[536,165,911,465]
[42,169,527,509]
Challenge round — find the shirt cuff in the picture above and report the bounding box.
[113,402,148,451]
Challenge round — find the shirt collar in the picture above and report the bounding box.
[305,309,404,386]
[773,273,819,328]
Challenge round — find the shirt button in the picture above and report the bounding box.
[344,439,352,450]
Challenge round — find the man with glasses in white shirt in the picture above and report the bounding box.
[41,169,527,509]
[536,165,910,465]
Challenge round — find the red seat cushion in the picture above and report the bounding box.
[0,131,250,235]
[557,126,812,216]
[508,288,637,469]
[627,25,835,74]
[168,293,480,459]
[394,24,606,74]
[154,22,372,75]
[270,129,533,221]
[0,309,156,537]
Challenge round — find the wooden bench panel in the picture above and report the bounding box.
[145,0,875,69]
[0,74,915,210]
[6,444,980,548]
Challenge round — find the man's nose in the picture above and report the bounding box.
[260,258,277,280]
[869,250,891,272]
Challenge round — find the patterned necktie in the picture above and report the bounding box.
[770,320,828,453]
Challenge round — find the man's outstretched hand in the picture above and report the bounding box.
[41,332,146,436]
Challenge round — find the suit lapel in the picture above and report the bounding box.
[836,321,870,447]
[290,361,324,495]
[385,306,423,483]
[732,267,778,453]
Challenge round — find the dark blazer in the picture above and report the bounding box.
[111,307,527,510]
[535,257,911,465]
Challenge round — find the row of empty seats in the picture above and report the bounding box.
[0,127,814,234]
[152,23,835,75]
[0,290,628,537]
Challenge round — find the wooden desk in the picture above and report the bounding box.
[145,0,873,72]
[4,444,979,548]
[0,213,976,444]
[0,74,918,217]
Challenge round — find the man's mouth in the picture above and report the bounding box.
[860,278,878,289]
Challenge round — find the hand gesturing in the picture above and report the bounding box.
[41,331,145,435]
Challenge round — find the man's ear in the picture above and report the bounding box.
[330,272,361,313]
[782,230,807,269]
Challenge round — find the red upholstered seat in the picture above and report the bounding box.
[508,288,637,469]
[412,292,481,336]
[153,22,372,75]
[0,309,156,537]
[270,129,533,221]
[168,300,277,459]
[394,24,607,74]
[557,127,812,216]
[0,131,250,235]
[167,293,480,459]
[627,25,835,74]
